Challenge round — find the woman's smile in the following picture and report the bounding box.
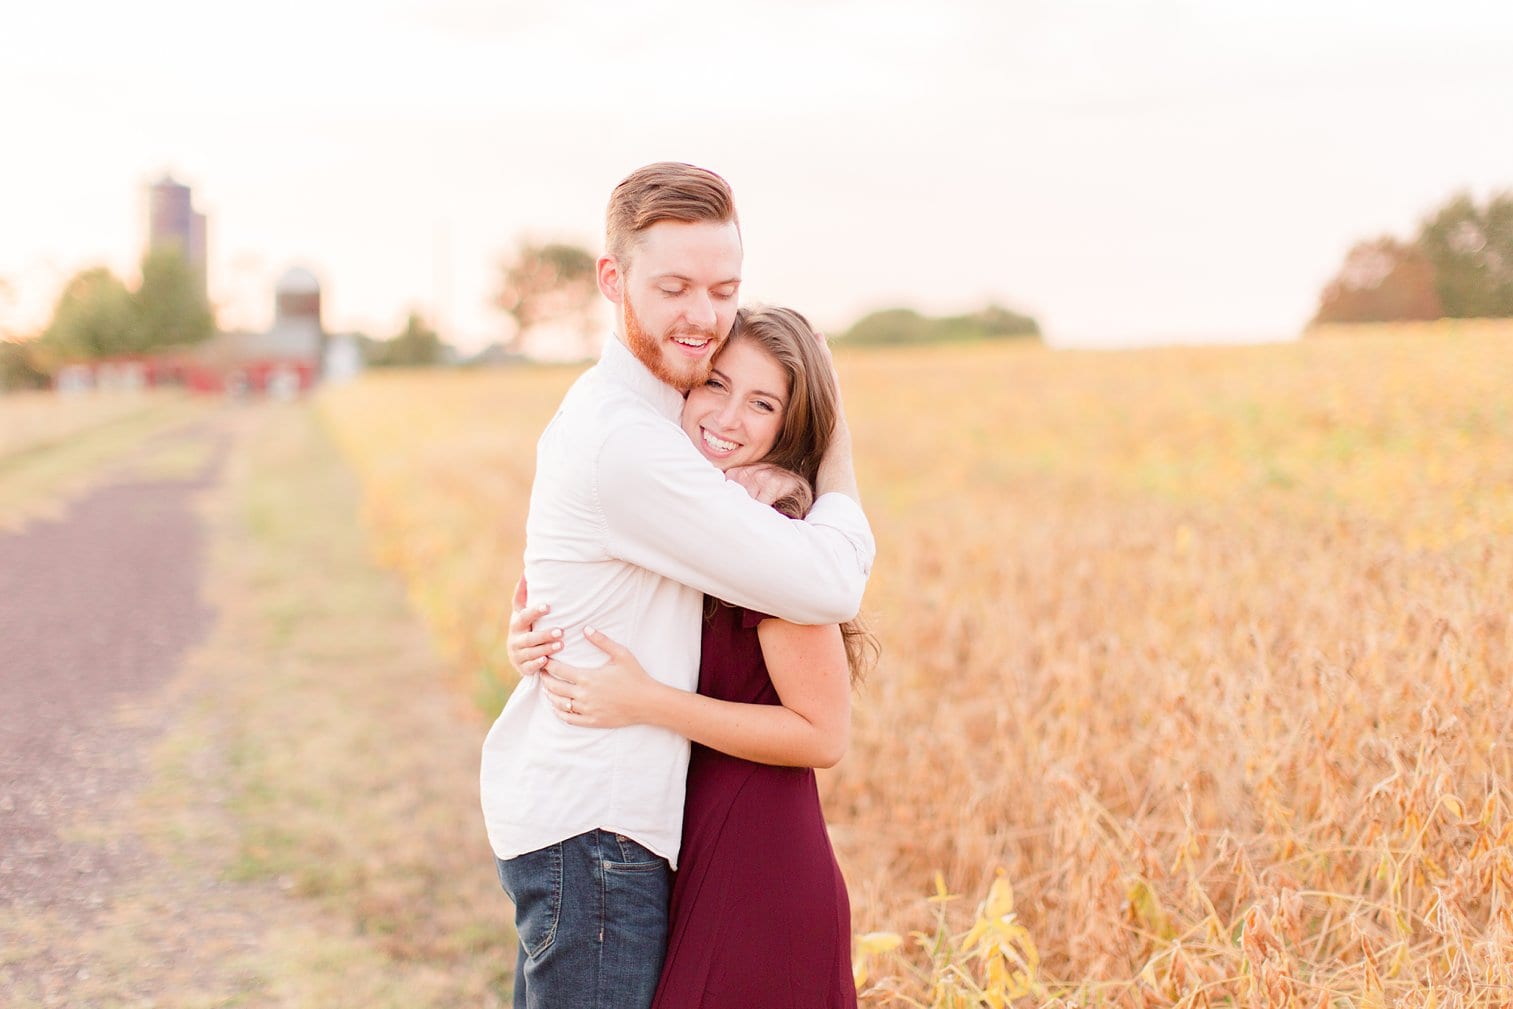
[699,427,741,456]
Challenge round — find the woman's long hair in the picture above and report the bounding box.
[727,305,878,685]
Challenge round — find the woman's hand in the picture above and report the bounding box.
[540,627,665,729]
[725,463,809,509]
[813,328,845,410]
[809,330,860,502]
[505,576,563,676]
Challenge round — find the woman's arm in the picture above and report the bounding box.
[540,621,851,769]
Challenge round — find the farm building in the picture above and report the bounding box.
[54,267,361,398]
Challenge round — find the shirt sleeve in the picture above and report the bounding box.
[596,418,875,625]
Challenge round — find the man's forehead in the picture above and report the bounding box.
[626,246,744,290]
[630,219,741,256]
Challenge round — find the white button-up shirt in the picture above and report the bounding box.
[479,335,875,867]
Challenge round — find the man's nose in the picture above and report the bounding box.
[686,291,716,331]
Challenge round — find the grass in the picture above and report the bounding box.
[0,389,213,530]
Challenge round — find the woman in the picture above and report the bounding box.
[508,305,873,1008]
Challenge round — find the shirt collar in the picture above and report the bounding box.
[599,333,686,422]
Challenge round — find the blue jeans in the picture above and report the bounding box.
[495,829,671,1009]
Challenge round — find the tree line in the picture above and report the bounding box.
[10,187,1507,393]
[4,236,1041,392]
[839,304,1039,346]
[490,240,1041,353]
[0,251,459,390]
[1314,190,1513,324]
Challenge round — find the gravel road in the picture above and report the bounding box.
[0,422,225,919]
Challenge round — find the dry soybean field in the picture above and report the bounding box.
[318,320,1513,1007]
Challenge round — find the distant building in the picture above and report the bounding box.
[265,266,324,360]
[203,267,330,396]
[147,174,207,299]
[56,266,362,397]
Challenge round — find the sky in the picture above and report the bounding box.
[2,0,1511,353]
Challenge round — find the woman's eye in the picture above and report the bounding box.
[754,400,775,414]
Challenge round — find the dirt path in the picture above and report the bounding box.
[1,419,226,918]
[0,418,231,997]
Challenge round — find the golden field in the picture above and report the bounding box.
[318,320,1513,1007]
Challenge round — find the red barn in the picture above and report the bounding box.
[53,267,340,398]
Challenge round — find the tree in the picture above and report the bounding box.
[367,312,445,367]
[842,308,936,345]
[947,304,1040,339]
[0,339,49,391]
[1313,237,1443,324]
[40,267,137,359]
[841,304,1041,345]
[133,246,215,350]
[37,251,216,362]
[493,241,599,352]
[1416,191,1513,318]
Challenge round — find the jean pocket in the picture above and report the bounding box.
[603,832,667,873]
[496,844,563,959]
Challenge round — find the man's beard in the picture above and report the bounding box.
[623,293,722,392]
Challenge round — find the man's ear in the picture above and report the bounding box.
[597,255,623,305]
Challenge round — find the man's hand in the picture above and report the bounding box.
[725,463,810,510]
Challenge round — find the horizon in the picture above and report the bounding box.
[2,1,1510,354]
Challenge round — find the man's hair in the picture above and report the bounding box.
[605,162,738,263]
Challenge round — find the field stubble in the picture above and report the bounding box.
[0,389,212,530]
[319,322,1513,1007]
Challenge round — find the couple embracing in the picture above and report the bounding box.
[479,162,876,1009]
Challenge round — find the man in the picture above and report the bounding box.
[479,162,873,1008]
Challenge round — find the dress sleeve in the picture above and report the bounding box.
[596,419,874,626]
[739,607,776,630]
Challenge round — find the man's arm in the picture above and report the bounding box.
[597,419,873,625]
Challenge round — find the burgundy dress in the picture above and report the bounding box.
[650,600,857,1009]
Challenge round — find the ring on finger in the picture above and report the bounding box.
[567,698,576,715]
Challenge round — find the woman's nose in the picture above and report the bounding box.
[714,399,742,431]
